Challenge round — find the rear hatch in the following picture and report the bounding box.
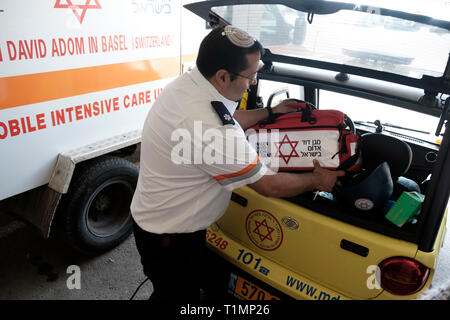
[185,0,450,299]
[221,187,422,299]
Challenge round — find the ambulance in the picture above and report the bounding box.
[185,0,450,300]
[0,0,208,254]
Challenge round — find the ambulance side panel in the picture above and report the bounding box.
[0,0,181,201]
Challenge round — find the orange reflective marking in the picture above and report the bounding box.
[214,155,260,182]
[0,56,180,110]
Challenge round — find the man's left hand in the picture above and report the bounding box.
[272,99,305,114]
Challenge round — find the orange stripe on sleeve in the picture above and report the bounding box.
[0,56,180,110]
[214,154,260,182]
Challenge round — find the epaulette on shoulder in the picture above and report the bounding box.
[211,101,235,125]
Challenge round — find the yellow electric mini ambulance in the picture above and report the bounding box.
[185,0,450,300]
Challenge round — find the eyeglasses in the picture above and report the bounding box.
[227,70,258,83]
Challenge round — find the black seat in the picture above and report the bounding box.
[360,133,412,180]
[334,133,419,211]
[360,133,420,200]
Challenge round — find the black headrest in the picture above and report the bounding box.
[360,133,412,179]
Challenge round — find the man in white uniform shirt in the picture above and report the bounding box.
[130,25,344,301]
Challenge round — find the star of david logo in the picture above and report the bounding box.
[252,219,274,242]
[54,0,102,24]
[274,134,300,164]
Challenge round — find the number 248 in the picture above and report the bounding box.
[206,230,228,250]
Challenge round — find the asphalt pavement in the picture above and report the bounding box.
[0,213,152,300]
[0,209,449,300]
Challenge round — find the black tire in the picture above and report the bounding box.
[61,156,138,255]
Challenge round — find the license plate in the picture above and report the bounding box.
[228,273,280,300]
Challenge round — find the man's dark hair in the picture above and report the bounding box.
[196,25,264,81]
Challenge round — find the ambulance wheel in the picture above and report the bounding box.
[61,156,138,255]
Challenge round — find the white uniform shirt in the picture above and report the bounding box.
[130,67,267,234]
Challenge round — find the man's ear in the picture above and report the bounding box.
[215,69,229,86]
[208,69,230,95]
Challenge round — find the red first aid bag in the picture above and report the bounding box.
[246,100,361,172]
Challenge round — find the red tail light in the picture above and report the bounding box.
[379,257,430,295]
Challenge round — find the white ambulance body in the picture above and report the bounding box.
[0,0,208,254]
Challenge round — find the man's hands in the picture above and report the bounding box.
[248,159,345,198]
[272,99,305,114]
[311,159,345,193]
[234,99,305,130]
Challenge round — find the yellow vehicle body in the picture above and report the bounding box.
[207,186,448,300]
[184,0,450,301]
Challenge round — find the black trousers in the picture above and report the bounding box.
[132,220,206,301]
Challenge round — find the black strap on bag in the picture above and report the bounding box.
[335,133,362,172]
[300,104,317,124]
[262,99,312,126]
[265,104,284,124]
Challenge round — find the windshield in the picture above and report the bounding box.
[319,90,442,144]
[211,2,450,79]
